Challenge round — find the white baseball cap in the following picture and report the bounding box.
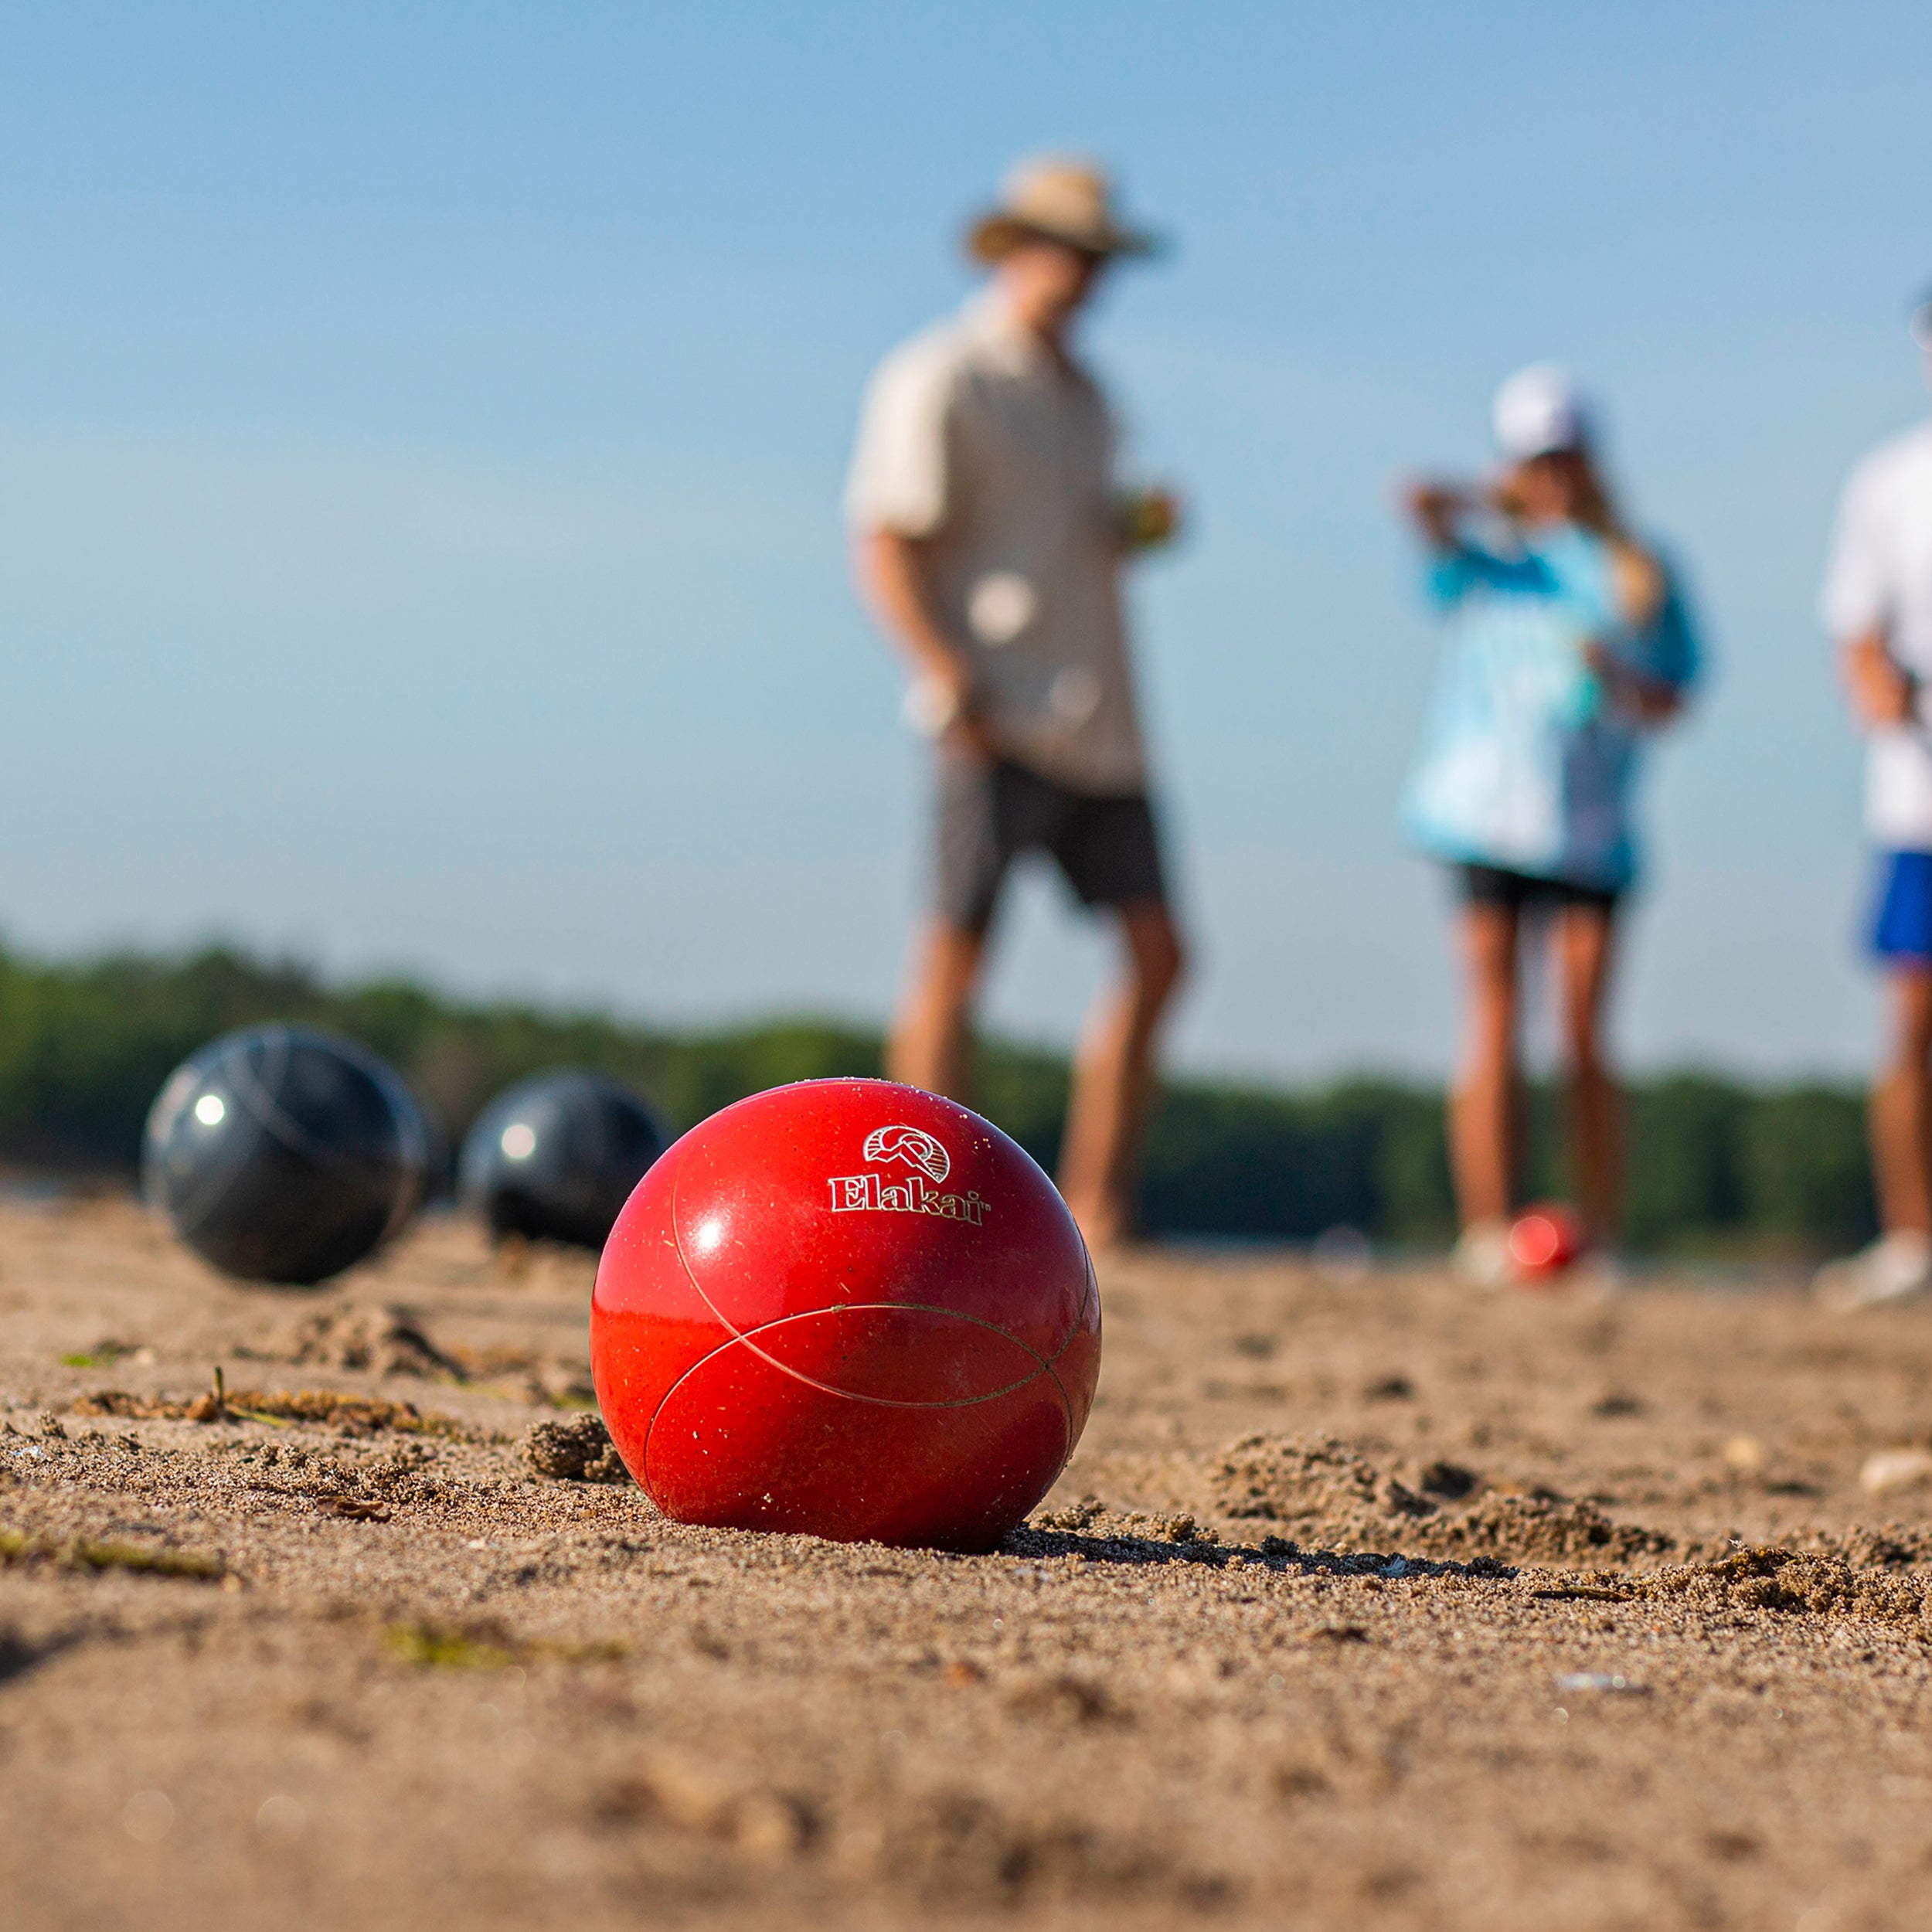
[1492,363,1593,461]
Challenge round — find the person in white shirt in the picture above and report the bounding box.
[845,157,1186,1250]
[1818,293,1932,1308]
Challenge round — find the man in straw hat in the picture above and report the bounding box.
[845,155,1187,1250]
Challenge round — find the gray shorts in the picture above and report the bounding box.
[934,757,1170,934]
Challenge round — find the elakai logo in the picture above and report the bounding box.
[862,1124,951,1184]
[828,1123,988,1226]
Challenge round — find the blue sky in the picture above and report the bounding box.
[4,2,1930,1077]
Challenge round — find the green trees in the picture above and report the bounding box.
[0,941,1876,1258]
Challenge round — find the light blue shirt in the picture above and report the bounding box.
[1400,522,1699,891]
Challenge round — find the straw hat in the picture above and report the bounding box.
[965,156,1161,264]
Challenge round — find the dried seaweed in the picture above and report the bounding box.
[0,1526,225,1581]
[72,1383,474,1439]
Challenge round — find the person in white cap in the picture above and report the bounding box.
[1397,367,1702,1286]
[845,155,1186,1250]
[1815,294,1932,1309]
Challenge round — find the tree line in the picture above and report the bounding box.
[0,942,1875,1257]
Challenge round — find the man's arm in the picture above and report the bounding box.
[852,529,995,759]
[1842,628,1916,730]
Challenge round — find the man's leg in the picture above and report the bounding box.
[1057,899,1187,1250]
[887,920,991,1104]
[890,754,1012,1103]
[1870,964,1932,1236]
[1449,901,1521,1230]
[1813,956,1932,1307]
[1555,903,1621,1243]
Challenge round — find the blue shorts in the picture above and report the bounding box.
[1871,851,1932,961]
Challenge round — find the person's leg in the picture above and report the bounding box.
[1815,857,1932,1305]
[1869,964,1932,1236]
[889,756,1014,1103]
[1056,899,1187,1250]
[1554,901,1621,1243]
[1450,900,1522,1229]
[886,920,991,1102]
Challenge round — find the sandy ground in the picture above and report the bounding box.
[6,1199,1932,1930]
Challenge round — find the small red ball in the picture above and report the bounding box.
[1507,1202,1588,1282]
[590,1078,1100,1552]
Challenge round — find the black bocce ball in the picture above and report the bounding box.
[143,1023,432,1286]
[458,1069,665,1250]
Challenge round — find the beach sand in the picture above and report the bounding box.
[5,1195,1932,1930]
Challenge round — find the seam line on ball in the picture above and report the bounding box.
[667,1157,1065,1384]
[1044,1359,1077,1437]
[1045,1264,1099,1366]
[230,1026,386,1175]
[643,1302,1052,1446]
[667,1151,736,1337]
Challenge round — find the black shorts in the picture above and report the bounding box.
[1456,862,1621,917]
[935,757,1170,933]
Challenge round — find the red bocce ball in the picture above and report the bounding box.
[590,1078,1101,1553]
[1507,1202,1588,1283]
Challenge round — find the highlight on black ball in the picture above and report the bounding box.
[459,1068,666,1251]
[143,1024,432,1287]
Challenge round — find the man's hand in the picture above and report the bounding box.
[947,678,999,762]
[906,658,998,761]
[1843,631,1917,730]
[855,528,999,763]
[951,713,998,762]
[1118,486,1183,553]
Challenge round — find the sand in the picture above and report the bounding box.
[5,1196,1932,1930]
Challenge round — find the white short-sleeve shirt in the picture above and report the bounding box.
[1822,420,1932,849]
[845,294,1148,794]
